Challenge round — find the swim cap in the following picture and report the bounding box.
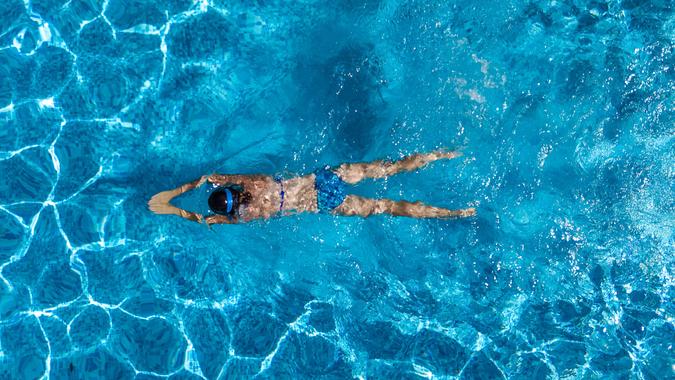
[208,187,238,215]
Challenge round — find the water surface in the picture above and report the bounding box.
[0,0,673,378]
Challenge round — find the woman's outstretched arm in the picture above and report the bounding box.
[204,214,238,225]
[207,174,269,186]
[148,175,208,223]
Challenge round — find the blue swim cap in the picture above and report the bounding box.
[208,187,238,215]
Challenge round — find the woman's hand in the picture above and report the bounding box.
[182,175,209,193]
[205,214,238,225]
[148,190,181,213]
[149,177,207,224]
[207,174,222,185]
[180,209,204,223]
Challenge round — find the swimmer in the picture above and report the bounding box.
[148,150,476,225]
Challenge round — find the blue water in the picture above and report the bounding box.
[1,0,673,378]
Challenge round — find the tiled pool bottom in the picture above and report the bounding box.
[1,0,673,379]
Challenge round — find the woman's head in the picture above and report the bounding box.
[208,187,239,215]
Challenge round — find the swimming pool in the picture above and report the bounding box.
[1,0,673,378]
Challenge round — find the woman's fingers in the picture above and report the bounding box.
[196,213,204,223]
[149,189,177,205]
[205,215,220,225]
[148,200,180,215]
[148,190,182,215]
[207,174,222,185]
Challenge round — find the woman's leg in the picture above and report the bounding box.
[333,195,475,219]
[334,150,462,184]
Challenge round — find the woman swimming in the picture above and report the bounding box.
[148,150,476,224]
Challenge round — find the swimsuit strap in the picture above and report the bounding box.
[273,175,285,212]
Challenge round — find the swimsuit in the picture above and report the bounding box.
[314,167,347,212]
[273,175,285,212]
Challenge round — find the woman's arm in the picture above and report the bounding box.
[151,175,208,202]
[148,175,208,223]
[205,214,238,225]
[180,175,209,193]
[207,174,269,186]
[147,199,205,223]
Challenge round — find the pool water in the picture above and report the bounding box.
[1,0,673,378]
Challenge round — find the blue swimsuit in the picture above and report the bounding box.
[314,167,347,212]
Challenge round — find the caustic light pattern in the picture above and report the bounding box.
[0,0,673,379]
